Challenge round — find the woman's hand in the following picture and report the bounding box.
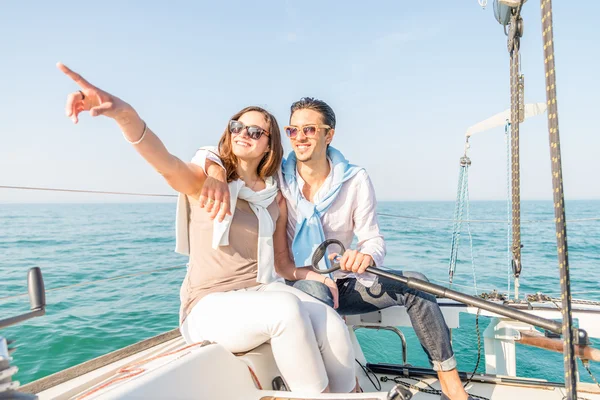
[322,277,339,309]
[57,62,136,125]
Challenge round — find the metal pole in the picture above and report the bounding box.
[363,266,563,334]
[539,1,578,398]
[313,239,571,335]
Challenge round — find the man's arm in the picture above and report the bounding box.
[354,170,386,265]
[190,147,231,222]
[338,170,386,273]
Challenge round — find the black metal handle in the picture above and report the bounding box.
[311,239,345,274]
[28,267,45,311]
[366,266,565,333]
[0,267,46,330]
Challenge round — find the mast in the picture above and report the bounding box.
[538,0,578,398]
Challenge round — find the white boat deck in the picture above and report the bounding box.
[27,300,600,400]
[33,335,600,399]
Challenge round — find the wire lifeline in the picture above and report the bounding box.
[2,185,598,224]
[0,265,185,303]
[377,213,600,224]
[0,185,177,197]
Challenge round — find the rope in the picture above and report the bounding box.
[583,362,600,390]
[381,376,444,397]
[464,309,483,388]
[509,10,523,284]
[539,0,578,396]
[355,359,381,391]
[381,311,486,398]
[381,375,489,400]
[527,292,600,306]
[464,168,478,294]
[0,265,185,303]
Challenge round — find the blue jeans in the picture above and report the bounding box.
[290,271,456,372]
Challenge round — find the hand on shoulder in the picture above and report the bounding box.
[197,161,231,222]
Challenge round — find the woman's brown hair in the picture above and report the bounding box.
[218,106,283,182]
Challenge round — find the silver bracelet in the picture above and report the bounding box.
[124,120,148,145]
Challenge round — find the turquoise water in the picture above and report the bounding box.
[1,200,599,386]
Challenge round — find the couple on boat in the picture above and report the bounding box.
[58,62,473,400]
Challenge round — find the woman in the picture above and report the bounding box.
[57,63,357,393]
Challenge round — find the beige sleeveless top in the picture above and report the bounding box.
[179,195,279,323]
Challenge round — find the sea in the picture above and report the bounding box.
[1,200,599,387]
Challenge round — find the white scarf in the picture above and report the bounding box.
[176,176,281,285]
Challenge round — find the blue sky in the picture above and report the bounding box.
[1,1,598,202]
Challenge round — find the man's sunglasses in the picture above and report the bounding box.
[284,124,331,139]
[229,120,270,140]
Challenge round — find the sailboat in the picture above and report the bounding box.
[1,1,599,399]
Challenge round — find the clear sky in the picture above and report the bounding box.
[1,1,598,203]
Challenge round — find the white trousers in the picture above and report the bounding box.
[180,282,356,393]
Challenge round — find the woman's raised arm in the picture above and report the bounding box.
[57,62,212,199]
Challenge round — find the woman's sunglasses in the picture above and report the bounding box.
[229,120,270,140]
[284,124,331,139]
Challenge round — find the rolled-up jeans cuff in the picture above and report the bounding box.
[432,355,457,372]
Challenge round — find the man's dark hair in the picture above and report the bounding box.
[290,97,336,129]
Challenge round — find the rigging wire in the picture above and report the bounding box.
[2,185,598,223]
[0,185,177,198]
[6,263,596,305]
[0,264,185,303]
[448,158,470,284]
[378,213,600,224]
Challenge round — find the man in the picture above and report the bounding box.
[198,98,472,400]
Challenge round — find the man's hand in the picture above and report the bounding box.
[198,162,231,222]
[330,249,373,274]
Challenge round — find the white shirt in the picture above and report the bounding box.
[279,161,386,286]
